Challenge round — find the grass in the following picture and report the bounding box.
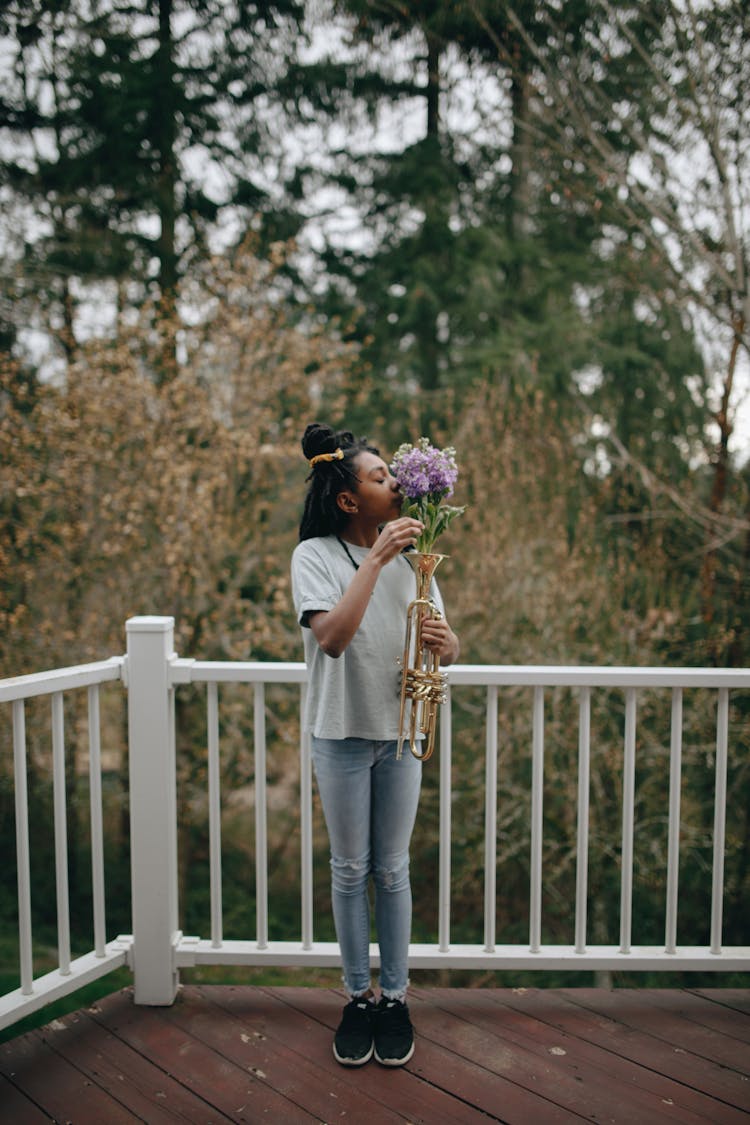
[0,967,133,1044]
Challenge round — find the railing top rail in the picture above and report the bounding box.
[169,658,308,685]
[0,656,125,704]
[447,664,750,688]
[169,658,750,691]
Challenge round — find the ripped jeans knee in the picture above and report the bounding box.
[372,852,411,895]
[330,852,371,897]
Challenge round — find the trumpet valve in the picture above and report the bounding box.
[404,667,447,705]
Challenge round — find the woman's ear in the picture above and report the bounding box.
[336,490,359,515]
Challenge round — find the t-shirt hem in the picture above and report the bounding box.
[307,727,424,742]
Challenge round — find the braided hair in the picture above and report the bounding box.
[298,422,379,541]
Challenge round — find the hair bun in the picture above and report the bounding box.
[301,423,356,461]
[301,422,336,460]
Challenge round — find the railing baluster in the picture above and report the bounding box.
[12,700,33,996]
[254,682,269,949]
[620,688,637,954]
[299,686,313,950]
[575,687,591,954]
[88,685,107,957]
[665,687,683,955]
[207,682,222,948]
[711,688,729,955]
[51,692,72,976]
[529,686,544,954]
[484,685,498,953]
[438,685,452,953]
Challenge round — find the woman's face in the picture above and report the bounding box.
[349,450,403,523]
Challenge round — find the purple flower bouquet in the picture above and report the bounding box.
[390,437,466,554]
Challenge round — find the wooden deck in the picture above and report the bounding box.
[1,986,748,1123]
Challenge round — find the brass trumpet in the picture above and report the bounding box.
[396,552,448,761]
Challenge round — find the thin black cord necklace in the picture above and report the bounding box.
[336,536,360,570]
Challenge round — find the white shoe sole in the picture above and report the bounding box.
[374,1040,415,1067]
[333,1041,374,1066]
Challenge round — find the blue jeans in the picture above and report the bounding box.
[311,737,422,1000]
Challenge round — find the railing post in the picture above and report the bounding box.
[126,616,180,1005]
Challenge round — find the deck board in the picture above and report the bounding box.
[0,1024,139,1124]
[0,986,748,1124]
[481,990,750,1120]
[0,1072,50,1125]
[34,1006,237,1124]
[88,991,317,1123]
[551,988,750,1106]
[478,987,750,1123]
[411,987,733,1125]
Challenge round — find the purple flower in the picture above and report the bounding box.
[390,437,458,500]
[390,438,465,553]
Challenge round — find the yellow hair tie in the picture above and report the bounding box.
[309,448,344,466]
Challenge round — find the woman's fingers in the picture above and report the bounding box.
[390,516,423,538]
[375,517,423,558]
[420,617,447,651]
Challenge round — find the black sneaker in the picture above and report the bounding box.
[333,997,375,1066]
[373,997,415,1066]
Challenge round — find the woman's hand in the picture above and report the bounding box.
[370,517,424,565]
[420,614,460,666]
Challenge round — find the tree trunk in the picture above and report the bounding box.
[60,278,77,364]
[155,0,178,382]
[507,40,532,245]
[418,32,442,393]
[507,30,532,300]
[426,31,440,139]
[700,317,743,653]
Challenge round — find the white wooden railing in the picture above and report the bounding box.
[0,655,131,1032]
[1,614,748,1032]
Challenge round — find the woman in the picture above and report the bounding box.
[291,422,460,1068]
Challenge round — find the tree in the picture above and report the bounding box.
[0,0,309,375]
[295,0,704,462]
[489,0,749,659]
[294,1,517,419]
[0,237,355,676]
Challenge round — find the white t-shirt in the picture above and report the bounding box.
[291,535,443,740]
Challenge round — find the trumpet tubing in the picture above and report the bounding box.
[396,552,448,762]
